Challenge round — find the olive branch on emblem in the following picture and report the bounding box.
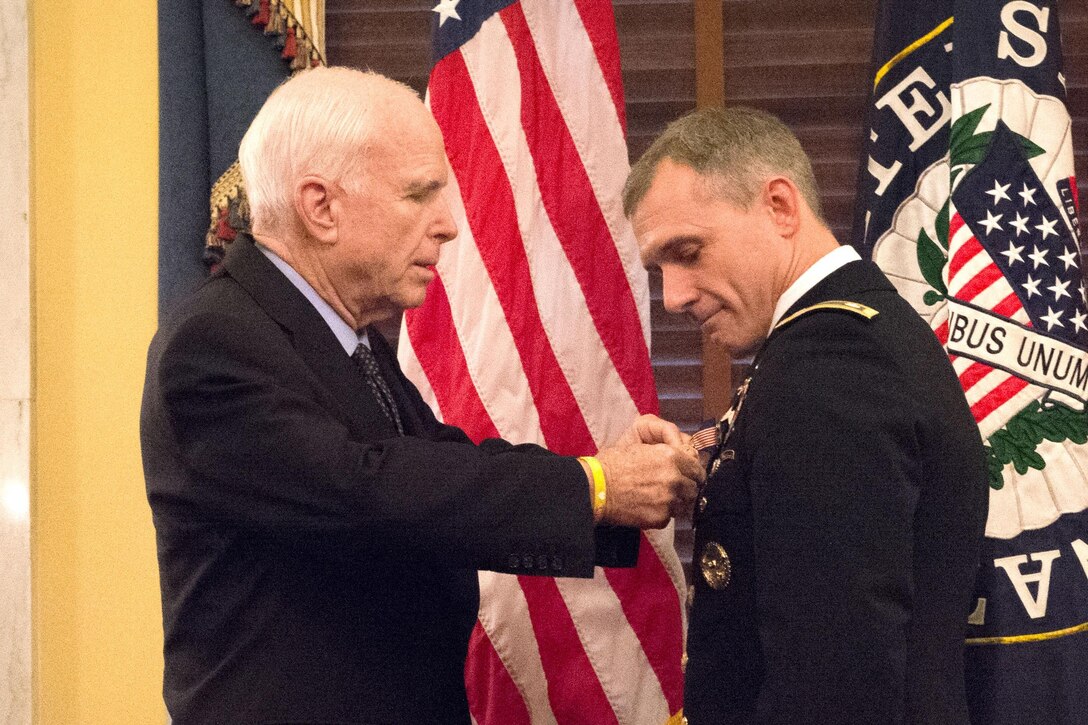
[909,103,1088,490]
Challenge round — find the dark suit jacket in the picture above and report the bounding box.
[684,260,988,724]
[141,235,635,724]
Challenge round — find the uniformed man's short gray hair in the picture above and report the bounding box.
[622,106,824,222]
[239,66,420,235]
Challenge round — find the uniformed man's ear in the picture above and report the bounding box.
[762,176,803,238]
[295,175,338,245]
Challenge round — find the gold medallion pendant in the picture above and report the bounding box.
[699,542,732,590]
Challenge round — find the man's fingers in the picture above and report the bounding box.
[668,443,706,484]
[631,414,687,447]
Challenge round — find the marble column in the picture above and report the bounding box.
[0,0,31,722]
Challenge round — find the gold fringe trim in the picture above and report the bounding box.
[205,161,249,266]
[235,0,326,68]
[206,1,327,262]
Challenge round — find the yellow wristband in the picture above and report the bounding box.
[578,456,606,517]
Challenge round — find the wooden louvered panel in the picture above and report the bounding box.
[722,0,873,242]
[617,0,697,160]
[326,2,431,95]
[326,1,431,343]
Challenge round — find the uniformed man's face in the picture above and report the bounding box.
[331,104,458,321]
[633,159,788,358]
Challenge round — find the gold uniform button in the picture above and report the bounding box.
[697,495,708,513]
[699,541,732,590]
[710,458,720,475]
[680,651,688,671]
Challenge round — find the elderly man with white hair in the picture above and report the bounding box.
[141,66,701,724]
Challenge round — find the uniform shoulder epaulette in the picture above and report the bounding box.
[772,300,879,332]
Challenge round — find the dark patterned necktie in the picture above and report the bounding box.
[351,342,404,435]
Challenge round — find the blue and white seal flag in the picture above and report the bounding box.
[853,1,1087,722]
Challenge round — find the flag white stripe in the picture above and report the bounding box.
[476,572,560,725]
[460,20,640,447]
[520,0,651,346]
[423,137,548,444]
[396,321,443,419]
[556,571,670,725]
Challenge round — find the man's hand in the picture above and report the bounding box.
[612,414,690,448]
[590,441,703,528]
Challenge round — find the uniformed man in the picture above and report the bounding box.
[624,107,988,724]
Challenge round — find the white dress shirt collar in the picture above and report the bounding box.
[769,245,863,334]
[256,243,369,354]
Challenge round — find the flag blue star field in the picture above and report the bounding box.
[397,0,686,723]
[854,2,1087,723]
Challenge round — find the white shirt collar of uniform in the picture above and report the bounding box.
[769,245,863,334]
[257,243,369,355]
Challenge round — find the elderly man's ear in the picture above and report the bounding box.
[295,175,339,245]
[762,176,803,238]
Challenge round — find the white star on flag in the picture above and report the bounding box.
[1058,248,1080,270]
[1000,241,1025,265]
[1042,306,1065,330]
[1035,216,1059,239]
[1028,245,1050,269]
[1023,274,1042,298]
[1073,310,1088,334]
[1010,212,1030,236]
[432,0,461,26]
[1019,182,1038,206]
[1047,277,1072,302]
[979,209,1003,235]
[986,179,1011,205]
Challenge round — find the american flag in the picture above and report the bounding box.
[943,121,1087,436]
[396,0,687,723]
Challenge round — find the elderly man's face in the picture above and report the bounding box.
[332,108,457,319]
[633,159,786,358]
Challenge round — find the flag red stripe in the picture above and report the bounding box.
[429,53,597,454]
[405,276,501,443]
[518,576,620,723]
[500,4,658,416]
[957,262,1004,301]
[949,210,967,242]
[570,0,627,134]
[935,319,949,345]
[992,292,1025,319]
[603,534,684,713]
[970,374,1031,423]
[948,232,982,279]
[958,360,994,391]
[465,624,533,725]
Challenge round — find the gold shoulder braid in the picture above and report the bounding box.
[773,300,879,331]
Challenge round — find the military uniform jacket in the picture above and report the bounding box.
[684,259,988,724]
[140,235,636,724]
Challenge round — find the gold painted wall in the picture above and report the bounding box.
[31,1,163,721]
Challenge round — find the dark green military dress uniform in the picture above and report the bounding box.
[683,260,988,724]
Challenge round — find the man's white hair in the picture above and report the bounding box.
[239,66,421,234]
